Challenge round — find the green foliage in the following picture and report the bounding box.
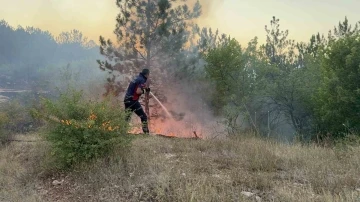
[204,38,247,112]
[329,16,360,40]
[197,16,360,141]
[263,16,297,67]
[35,87,132,170]
[0,111,9,144]
[1,100,33,132]
[203,38,260,134]
[314,34,360,136]
[248,16,324,136]
[194,26,230,55]
[0,99,37,144]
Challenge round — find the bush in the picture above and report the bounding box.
[34,87,132,170]
[313,34,360,137]
[1,100,36,133]
[0,99,36,144]
[0,111,9,144]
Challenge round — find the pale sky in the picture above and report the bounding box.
[1,0,359,46]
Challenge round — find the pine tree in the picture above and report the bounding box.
[97,0,201,125]
[257,16,315,134]
[263,16,296,69]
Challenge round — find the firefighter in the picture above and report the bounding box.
[124,68,150,134]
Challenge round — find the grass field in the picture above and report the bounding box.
[1,133,359,202]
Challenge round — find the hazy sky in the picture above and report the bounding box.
[1,0,359,46]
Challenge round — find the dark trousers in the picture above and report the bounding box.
[124,99,149,133]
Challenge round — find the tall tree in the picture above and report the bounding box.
[203,38,258,134]
[263,16,297,69]
[256,16,316,135]
[56,29,87,45]
[328,16,360,41]
[193,26,229,55]
[314,33,360,137]
[297,32,327,66]
[333,16,359,38]
[97,0,201,122]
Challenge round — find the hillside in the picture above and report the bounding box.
[1,133,359,202]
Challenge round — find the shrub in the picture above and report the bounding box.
[1,100,35,133]
[0,111,9,144]
[34,87,132,170]
[0,99,36,144]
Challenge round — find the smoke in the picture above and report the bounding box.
[155,80,227,139]
[117,49,228,139]
[0,20,109,101]
[123,50,228,139]
[128,71,228,139]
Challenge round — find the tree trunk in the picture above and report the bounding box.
[145,90,149,120]
[289,109,300,134]
[145,0,151,124]
[145,58,150,123]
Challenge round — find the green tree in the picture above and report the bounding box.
[204,38,238,111]
[329,16,360,41]
[263,16,297,68]
[314,33,360,137]
[204,38,257,133]
[297,32,327,67]
[256,16,317,135]
[193,26,229,55]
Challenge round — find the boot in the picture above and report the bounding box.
[142,122,150,134]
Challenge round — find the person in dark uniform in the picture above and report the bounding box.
[124,68,150,134]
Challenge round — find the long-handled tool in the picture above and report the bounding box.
[149,91,173,119]
[149,91,185,121]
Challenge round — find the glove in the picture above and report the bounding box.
[139,84,147,94]
[145,87,150,93]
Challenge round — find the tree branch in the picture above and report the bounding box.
[132,45,146,60]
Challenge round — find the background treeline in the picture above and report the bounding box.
[0,19,105,91]
[200,16,360,141]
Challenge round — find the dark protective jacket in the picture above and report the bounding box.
[124,73,147,101]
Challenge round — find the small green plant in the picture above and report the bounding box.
[34,87,132,170]
[0,111,9,144]
[1,100,34,133]
[0,99,34,144]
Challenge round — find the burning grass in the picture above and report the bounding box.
[1,133,360,201]
[128,114,220,139]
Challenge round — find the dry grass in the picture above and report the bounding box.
[1,133,360,202]
[0,134,47,202]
